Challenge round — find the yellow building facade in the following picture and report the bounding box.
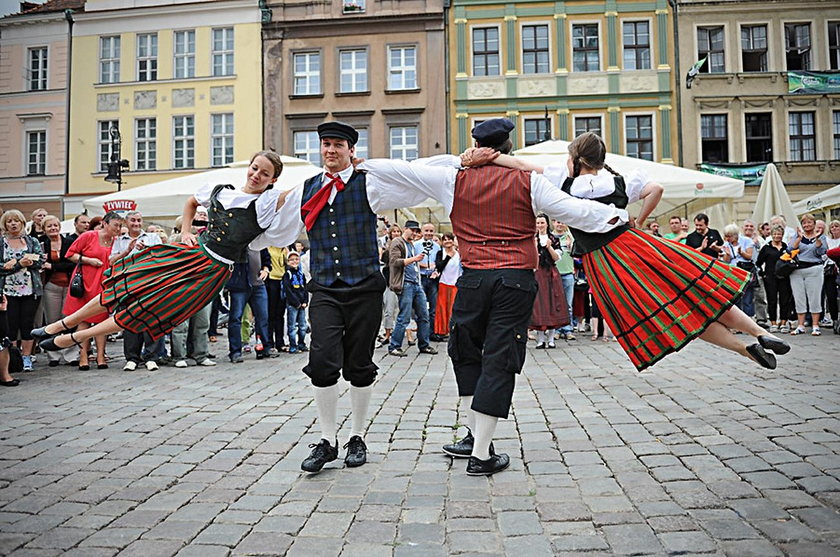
[66,0,264,216]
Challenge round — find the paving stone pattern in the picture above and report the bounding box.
[1,334,839,556]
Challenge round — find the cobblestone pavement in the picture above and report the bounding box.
[1,333,839,556]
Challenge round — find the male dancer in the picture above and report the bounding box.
[358,118,628,475]
[252,121,386,473]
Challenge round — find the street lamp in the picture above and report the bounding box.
[104,125,129,190]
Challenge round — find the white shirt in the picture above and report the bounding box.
[251,157,629,250]
[542,162,649,204]
[111,230,162,258]
[194,182,284,231]
[439,250,462,286]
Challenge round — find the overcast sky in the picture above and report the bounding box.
[0,0,43,17]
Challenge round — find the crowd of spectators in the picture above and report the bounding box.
[1,203,837,386]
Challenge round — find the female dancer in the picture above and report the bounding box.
[472,132,789,370]
[34,151,288,353]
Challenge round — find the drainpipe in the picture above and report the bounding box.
[667,0,683,167]
[63,8,74,218]
[443,0,451,154]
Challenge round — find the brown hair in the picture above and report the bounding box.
[250,150,284,179]
[568,132,621,178]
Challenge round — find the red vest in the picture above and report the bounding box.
[451,165,538,270]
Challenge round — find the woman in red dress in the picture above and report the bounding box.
[63,212,123,369]
[530,214,569,348]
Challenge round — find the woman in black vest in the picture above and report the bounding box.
[476,132,790,371]
[34,151,289,354]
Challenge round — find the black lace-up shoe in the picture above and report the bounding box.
[442,430,496,459]
[466,453,510,476]
[344,435,367,468]
[301,438,338,473]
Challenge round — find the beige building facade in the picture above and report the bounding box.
[263,0,447,166]
[0,1,81,217]
[676,0,840,219]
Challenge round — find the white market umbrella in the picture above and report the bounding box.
[792,183,840,217]
[751,163,798,226]
[83,156,321,218]
[514,139,745,219]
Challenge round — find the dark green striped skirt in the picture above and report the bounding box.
[100,243,231,340]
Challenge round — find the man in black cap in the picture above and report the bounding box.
[253,120,387,473]
[386,220,438,357]
[471,118,515,152]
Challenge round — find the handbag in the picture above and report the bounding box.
[69,260,85,298]
[775,257,798,279]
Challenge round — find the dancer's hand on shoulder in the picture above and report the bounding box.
[460,147,498,167]
[351,156,366,168]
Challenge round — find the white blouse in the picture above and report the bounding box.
[194,182,283,231]
[543,161,650,205]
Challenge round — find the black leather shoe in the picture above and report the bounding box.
[301,438,338,473]
[31,318,74,340]
[746,343,777,370]
[40,332,82,352]
[466,453,510,476]
[442,430,495,459]
[343,435,367,468]
[758,335,790,355]
[419,346,438,355]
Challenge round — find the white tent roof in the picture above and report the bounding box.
[792,183,840,216]
[751,163,798,226]
[83,156,321,218]
[514,139,745,219]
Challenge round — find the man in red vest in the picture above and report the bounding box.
[358,119,628,475]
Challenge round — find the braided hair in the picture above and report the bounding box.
[568,132,622,178]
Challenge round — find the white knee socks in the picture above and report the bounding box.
[472,411,499,460]
[461,395,476,432]
[349,385,372,439]
[313,384,338,443]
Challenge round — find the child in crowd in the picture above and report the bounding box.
[283,251,308,353]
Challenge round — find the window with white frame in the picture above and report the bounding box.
[830,22,840,70]
[339,49,367,93]
[28,47,48,91]
[472,27,500,76]
[700,114,728,163]
[524,118,550,146]
[135,118,156,171]
[789,111,815,161]
[174,30,196,79]
[574,116,602,137]
[522,24,549,74]
[741,25,767,72]
[99,36,120,83]
[294,131,320,165]
[622,21,650,70]
[98,120,119,172]
[834,111,840,159]
[697,26,724,73]
[572,24,599,72]
[211,113,234,167]
[212,27,234,76]
[388,46,417,90]
[26,130,46,175]
[173,115,195,169]
[136,33,157,81]
[745,113,773,162]
[390,126,418,160]
[354,128,368,160]
[785,23,811,70]
[625,115,653,161]
[294,52,321,95]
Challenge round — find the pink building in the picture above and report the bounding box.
[0,0,83,217]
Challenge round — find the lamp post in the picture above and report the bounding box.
[104,125,129,191]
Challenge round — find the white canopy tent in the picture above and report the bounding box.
[751,163,799,227]
[83,156,322,219]
[513,140,745,225]
[792,183,840,217]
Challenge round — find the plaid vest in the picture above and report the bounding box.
[451,165,538,270]
[302,171,381,286]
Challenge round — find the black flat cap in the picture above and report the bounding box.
[404,220,421,231]
[317,121,359,145]
[471,118,515,145]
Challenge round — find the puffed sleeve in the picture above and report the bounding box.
[542,162,570,188]
[194,182,214,207]
[249,185,305,251]
[531,173,629,234]
[254,188,282,229]
[625,168,650,204]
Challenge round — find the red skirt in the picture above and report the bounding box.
[100,243,231,340]
[434,282,457,336]
[582,228,749,372]
[530,265,570,330]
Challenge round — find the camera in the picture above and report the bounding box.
[422,240,433,254]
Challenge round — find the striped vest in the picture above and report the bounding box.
[450,165,538,270]
[302,171,381,286]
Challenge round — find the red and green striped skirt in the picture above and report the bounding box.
[582,228,750,372]
[100,243,231,340]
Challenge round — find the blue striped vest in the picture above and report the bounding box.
[302,171,381,286]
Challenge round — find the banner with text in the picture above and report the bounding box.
[699,163,767,186]
[788,71,840,95]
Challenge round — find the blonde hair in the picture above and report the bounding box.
[800,213,816,224]
[0,209,26,232]
[723,223,740,238]
[41,215,61,230]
